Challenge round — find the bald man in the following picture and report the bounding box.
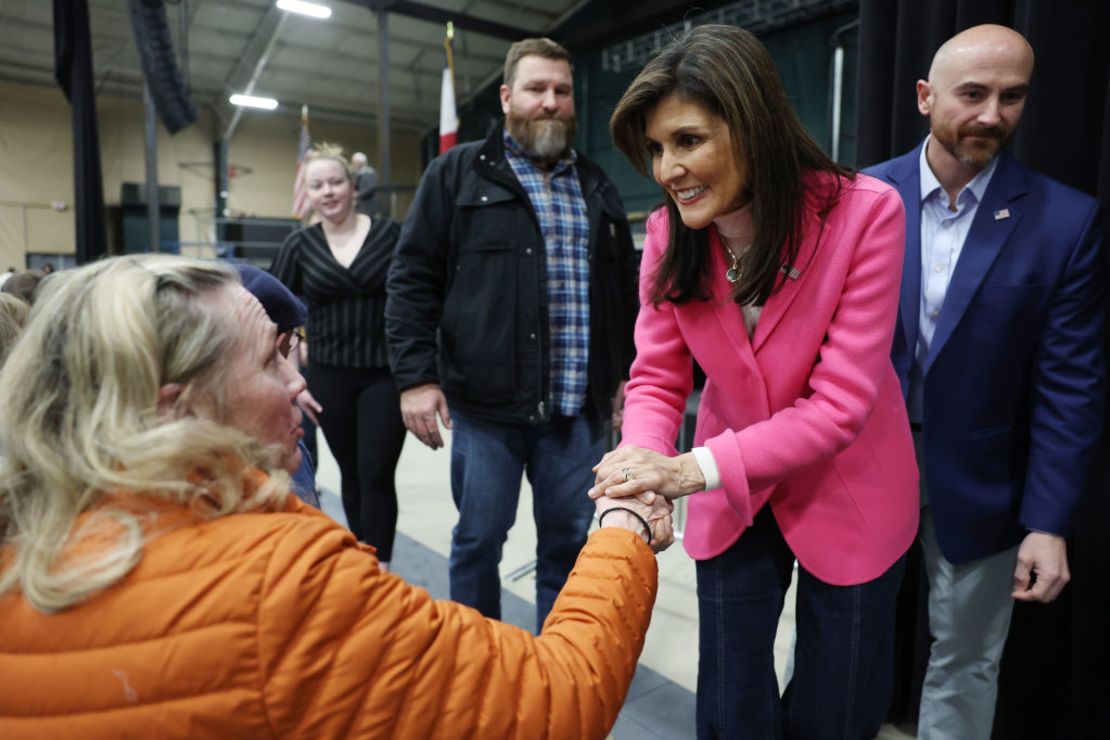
[865,25,1104,739]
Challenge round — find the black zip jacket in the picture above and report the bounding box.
[386,126,639,425]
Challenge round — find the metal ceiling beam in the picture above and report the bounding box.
[346,0,533,41]
[277,32,508,66]
[220,4,289,141]
[452,0,592,112]
[461,0,560,22]
[0,55,439,130]
[178,34,505,75]
[0,67,55,88]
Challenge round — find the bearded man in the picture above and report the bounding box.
[865,25,1104,739]
[386,38,638,631]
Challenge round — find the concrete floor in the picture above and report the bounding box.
[313,427,915,740]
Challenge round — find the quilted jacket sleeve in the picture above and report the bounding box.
[256,509,657,739]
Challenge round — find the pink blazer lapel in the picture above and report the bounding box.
[750,206,825,353]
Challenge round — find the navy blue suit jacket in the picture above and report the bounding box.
[865,147,1104,564]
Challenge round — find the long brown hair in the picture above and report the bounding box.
[610,25,852,306]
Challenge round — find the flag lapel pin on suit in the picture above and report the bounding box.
[993,208,1010,220]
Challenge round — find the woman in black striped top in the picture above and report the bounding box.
[271,144,405,568]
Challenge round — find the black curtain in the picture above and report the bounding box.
[53,0,108,265]
[855,1,1110,738]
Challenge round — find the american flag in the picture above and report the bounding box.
[439,23,457,154]
[292,105,311,218]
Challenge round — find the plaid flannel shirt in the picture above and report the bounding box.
[503,130,591,417]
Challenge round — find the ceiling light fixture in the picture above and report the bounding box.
[229,94,279,110]
[276,0,332,19]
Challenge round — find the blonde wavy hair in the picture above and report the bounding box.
[0,255,290,613]
[305,141,354,183]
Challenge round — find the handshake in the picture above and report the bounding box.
[592,492,675,554]
[587,444,708,554]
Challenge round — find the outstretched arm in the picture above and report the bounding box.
[259,506,662,738]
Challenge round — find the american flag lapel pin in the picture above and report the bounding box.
[993,208,1010,221]
[779,264,801,280]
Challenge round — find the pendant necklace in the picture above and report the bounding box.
[720,233,751,285]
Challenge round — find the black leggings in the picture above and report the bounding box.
[308,363,406,561]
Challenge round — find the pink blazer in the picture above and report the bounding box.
[621,172,918,586]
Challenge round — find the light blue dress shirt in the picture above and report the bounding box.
[908,138,999,422]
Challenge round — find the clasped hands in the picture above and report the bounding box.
[588,445,709,554]
[594,491,675,553]
[593,449,1074,601]
[589,445,706,503]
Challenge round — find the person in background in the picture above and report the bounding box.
[386,37,639,631]
[351,151,380,216]
[272,143,406,570]
[0,293,29,363]
[237,263,319,508]
[1,270,46,304]
[0,254,675,738]
[597,25,918,739]
[864,25,1104,739]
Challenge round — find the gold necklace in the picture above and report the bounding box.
[720,234,751,285]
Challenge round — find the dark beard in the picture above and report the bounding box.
[937,122,1011,169]
[506,111,576,165]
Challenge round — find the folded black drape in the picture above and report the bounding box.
[53,0,108,265]
[125,0,198,134]
[855,1,1110,737]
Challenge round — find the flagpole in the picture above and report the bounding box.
[444,21,455,80]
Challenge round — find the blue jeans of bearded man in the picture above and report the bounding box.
[449,411,602,633]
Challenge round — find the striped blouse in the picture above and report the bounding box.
[270,218,400,368]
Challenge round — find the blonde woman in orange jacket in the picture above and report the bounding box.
[0,255,673,739]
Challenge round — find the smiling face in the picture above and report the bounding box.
[500,55,577,164]
[644,93,747,230]
[217,285,306,473]
[305,157,355,223]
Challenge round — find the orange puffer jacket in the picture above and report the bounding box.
[0,498,657,738]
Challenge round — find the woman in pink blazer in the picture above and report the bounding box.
[593,26,919,740]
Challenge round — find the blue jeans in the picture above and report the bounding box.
[696,507,906,740]
[449,411,602,632]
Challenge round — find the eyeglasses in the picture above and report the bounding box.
[278,327,305,359]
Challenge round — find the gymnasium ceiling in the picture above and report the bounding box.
[0,0,854,136]
[0,0,593,133]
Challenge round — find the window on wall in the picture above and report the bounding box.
[26,253,77,272]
